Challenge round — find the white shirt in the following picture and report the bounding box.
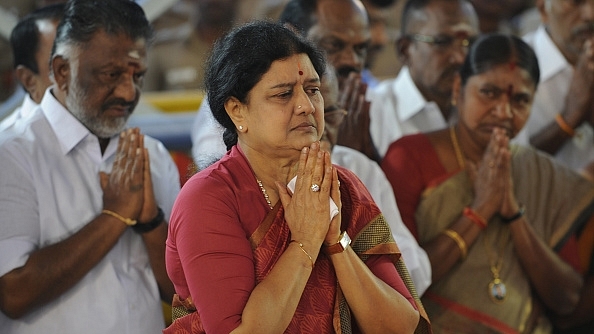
[516,25,594,171]
[0,92,36,132]
[0,90,180,334]
[190,104,432,294]
[368,66,448,159]
[331,145,432,295]
[191,99,227,171]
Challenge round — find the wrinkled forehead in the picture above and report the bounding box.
[407,1,479,34]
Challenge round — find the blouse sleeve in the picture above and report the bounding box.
[166,175,255,334]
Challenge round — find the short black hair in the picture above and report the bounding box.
[52,0,153,58]
[206,21,326,149]
[278,0,318,36]
[366,0,397,8]
[459,33,540,88]
[10,3,65,73]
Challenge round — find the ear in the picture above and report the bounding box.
[536,0,548,24]
[15,65,38,97]
[51,55,70,92]
[395,36,411,63]
[224,96,247,131]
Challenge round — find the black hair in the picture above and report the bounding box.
[366,0,397,8]
[459,33,540,88]
[278,0,318,36]
[205,21,327,150]
[10,3,65,73]
[52,0,153,58]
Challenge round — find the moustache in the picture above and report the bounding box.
[101,99,136,113]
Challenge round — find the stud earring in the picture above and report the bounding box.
[298,105,302,109]
[239,125,244,130]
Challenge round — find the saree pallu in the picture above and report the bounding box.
[415,145,594,334]
[167,167,430,333]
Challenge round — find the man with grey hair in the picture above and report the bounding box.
[0,0,179,333]
[516,1,594,332]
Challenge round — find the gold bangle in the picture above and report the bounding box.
[555,114,575,137]
[102,209,137,226]
[442,229,467,260]
[290,240,315,268]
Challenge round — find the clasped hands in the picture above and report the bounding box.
[277,142,342,250]
[100,128,158,225]
[467,128,520,223]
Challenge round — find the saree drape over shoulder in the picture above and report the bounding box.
[383,134,594,334]
[165,145,430,334]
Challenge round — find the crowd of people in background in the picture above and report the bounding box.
[1,0,594,333]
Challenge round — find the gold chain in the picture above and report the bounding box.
[449,126,466,169]
[257,179,273,210]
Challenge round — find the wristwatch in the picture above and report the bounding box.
[323,231,351,255]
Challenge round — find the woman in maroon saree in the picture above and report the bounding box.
[164,21,430,334]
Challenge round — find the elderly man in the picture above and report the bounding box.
[0,1,180,333]
[367,0,479,159]
[515,0,594,172]
[515,1,594,332]
[0,3,64,132]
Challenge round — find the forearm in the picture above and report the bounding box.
[141,222,174,303]
[231,242,318,334]
[511,217,583,314]
[0,214,126,319]
[529,121,574,155]
[330,248,419,334]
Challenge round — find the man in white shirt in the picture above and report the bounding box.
[0,4,63,132]
[367,0,479,158]
[0,1,180,333]
[515,0,594,172]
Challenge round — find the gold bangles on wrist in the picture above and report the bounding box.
[102,209,137,226]
[442,229,468,260]
[290,240,315,268]
[555,114,576,137]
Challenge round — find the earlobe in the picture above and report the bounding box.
[395,37,411,62]
[15,66,37,97]
[51,55,70,91]
[225,96,247,132]
[536,0,548,23]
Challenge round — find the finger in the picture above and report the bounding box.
[99,171,109,191]
[295,145,310,191]
[330,165,341,209]
[309,142,324,193]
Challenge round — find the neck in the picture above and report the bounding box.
[240,142,299,189]
[453,124,485,165]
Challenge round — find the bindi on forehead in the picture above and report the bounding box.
[298,60,303,76]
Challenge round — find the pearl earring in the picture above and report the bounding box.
[239,125,244,130]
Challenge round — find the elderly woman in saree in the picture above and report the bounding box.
[164,21,430,334]
[381,33,594,333]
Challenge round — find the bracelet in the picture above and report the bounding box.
[463,207,488,229]
[102,209,137,226]
[132,207,165,233]
[290,240,315,268]
[442,229,467,260]
[555,114,576,137]
[500,204,526,224]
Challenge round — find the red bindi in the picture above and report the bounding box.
[298,60,303,76]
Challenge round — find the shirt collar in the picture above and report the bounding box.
[532,25,570,81]
[40,89,118,157]
[394,66,431,121]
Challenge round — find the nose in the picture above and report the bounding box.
[492,99,513,119]
[114,71,138,102]
[295,88,315,115]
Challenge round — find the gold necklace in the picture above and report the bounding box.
[449,126,466,169]
[483,228,509,304]
[257,179,273,210]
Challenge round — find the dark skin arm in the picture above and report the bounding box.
[530,39,594,154]
[425,129,582,314]
[0,128,173,318]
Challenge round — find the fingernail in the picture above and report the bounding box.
[302,147,308,154]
